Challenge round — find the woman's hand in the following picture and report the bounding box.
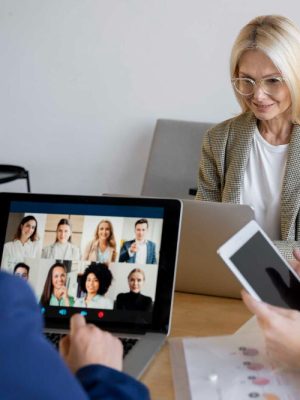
[242,290,300,369]
[290,248,300,276]
[57,286,70,306]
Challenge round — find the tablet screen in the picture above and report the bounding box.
[230,231,300,310]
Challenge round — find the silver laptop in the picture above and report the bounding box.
[175,200,255,298]
[0,192,182,378]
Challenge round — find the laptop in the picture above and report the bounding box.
[175,200,255,298]
[0,192,182,378]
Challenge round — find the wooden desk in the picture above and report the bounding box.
[141,292,252,399]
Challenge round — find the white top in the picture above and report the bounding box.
[135,240,147,264]
[74,294,113,309]
[240,128,288,240]
[2,239,41,272]
[42,242,81,261]
[128,240,147,264]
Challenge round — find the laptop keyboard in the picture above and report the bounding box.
[45,332,138,358]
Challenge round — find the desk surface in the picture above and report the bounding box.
[141,292,252,399]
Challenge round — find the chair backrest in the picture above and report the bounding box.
[142,119,214,199]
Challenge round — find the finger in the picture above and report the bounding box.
[289,259,300,277]
[293,248,300,262]
[59,334,71,358]
[241,290,269,317]
[242,290,296,319]
[70,314,86,337]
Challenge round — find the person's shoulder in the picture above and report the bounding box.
[141,293,152,303]
[0,271,19,289]
[206,112,255,138]
[4,240,17,248]
[123,239,134,246]
[43,243,53,250]
[104,296,113,305]
[0,271,39,312]
[94,295,113,307]
[74,297,84,306]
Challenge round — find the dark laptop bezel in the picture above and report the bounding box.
[0,192,181,334]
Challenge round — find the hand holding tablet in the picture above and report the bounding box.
[217,220,300,310]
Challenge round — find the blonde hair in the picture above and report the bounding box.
[128,268,145,281]
[230,15,300,123]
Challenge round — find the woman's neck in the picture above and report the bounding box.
[86,293,97,302]
[19,236,29,245]
[99,239,108,250]
[258,118,293,145]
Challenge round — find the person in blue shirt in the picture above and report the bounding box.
[0,271,150,400]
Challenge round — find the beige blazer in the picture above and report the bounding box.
[196,112,300,259]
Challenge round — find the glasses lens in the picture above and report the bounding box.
[234,79,254,95]
[261,77,284,95]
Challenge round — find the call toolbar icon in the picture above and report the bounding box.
[59,309,67,316]
[80,311,88,316]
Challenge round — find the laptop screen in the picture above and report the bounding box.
[0,193,181,333]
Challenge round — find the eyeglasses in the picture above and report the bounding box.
[231,76,285,96]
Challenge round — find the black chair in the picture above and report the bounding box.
[0,164,31,192]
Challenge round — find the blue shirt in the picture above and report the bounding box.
[0,272,150,400]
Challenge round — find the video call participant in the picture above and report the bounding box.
[74,264,113,309]
[13,262,30,281]
[196,15,300,259]
[0,271,150,399]
[119,219,157,264]
[83,220,117,264]
[2,215,40,266]
[40,262,74,307]
[115,268,152,312]
[42,218,81,261]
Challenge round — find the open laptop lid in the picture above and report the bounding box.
[0,193,182,334]
[175,200,255,298]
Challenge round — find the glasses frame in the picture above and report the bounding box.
[231,76,286,96]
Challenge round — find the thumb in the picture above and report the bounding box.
[59,335,70,358]
[70,314,86,337]
[241,290,270,320]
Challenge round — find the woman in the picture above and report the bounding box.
[2,215,40,270]
[83,220,117,264]
[196,15,300,259]
[40,262,74,307]
[74,263,113,309]
[115,268,152,312]
[42,218,81,261]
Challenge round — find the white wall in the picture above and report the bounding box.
[1,0,300,195]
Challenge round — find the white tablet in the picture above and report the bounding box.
[217,220,300,309]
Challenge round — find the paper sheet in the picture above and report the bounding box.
[170,318,300,400]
